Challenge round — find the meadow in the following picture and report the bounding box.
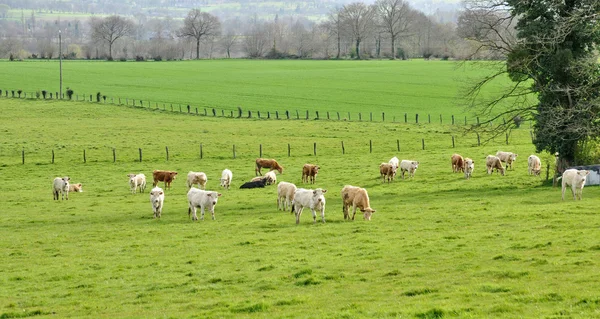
[1,94,599,318]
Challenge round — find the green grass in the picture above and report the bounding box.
[1,98,599,318]
[0,59,513,122]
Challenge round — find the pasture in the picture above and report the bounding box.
[1,97,599,318]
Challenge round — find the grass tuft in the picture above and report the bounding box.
[403,288,437,297]
[231,302,269,313]
[415,308,445,319]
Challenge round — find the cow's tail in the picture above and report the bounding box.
[291,201,295,213]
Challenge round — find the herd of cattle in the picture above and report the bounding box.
[51,151,593,222]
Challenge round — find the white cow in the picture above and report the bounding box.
[464,158,474,180]
[53,176,70,200]
[277,181,297,212]
[528,155,542,176]
[127,173,147,194]
[187,171,207,190]
[220,169,233,190]
[389,156,400,170]
[265,170,277,185]
[559,169,590,200]
[400,160,419,179]
[496,151,518,170]
[292,188,327,224]
[187,187,222,221]
[149,187,165,218]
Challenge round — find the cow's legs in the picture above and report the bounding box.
[200,206,205,220]
[311,209,317,223]
[210,208,215,220]
[351,206,358,220]
[320,208,325,223]
[295,207,303,224]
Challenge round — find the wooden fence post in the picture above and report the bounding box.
[382,112,385,122]
[359,113,362,121]
[52,149,55,164]
[212,108,216,116]
[341,141,345,155]
[165,146,169,161]
[369,140,372,153]
[397,139,400,152]
[452,115,455,125]
[258,111,261,119]
[260,144,263,158]
[276,111,279,119]
[113,148,116,163]
[348,112,351,121]
[404,113,407,123]
[327,112,330,120]
[83,149,86,163]
[314,142,317,156]
[288,144,291,157]
[477,117,480,125]
[139,148,142,162]
[452,136,455,148]
[200,143,203,159]
[422,138,425,150]
[22,148,24,164]
[316,111,319,120]
[440,115,443,124]
[546,164,550,181]
[221,110,225,117]
[286,110,290,119]
[477,133,481,146]
[296,110,299,119]
[337,112,340,120]
[370,112,372,121]
[464,116,467,125]
[416,114,419,123]
[248,111,251,118]
[506,133,509,145]
[428,114,431,123]
[306,110,309,120]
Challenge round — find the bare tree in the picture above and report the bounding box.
[90,15,134,60]
[376,0,413,59]
[323,7,344,59]
[219,31,238,58]
[178,9,221,60]
[243,17,268,58]
[341,2,376,59]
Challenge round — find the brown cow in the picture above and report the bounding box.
[451,154,465,173]
[153,170,178,189]
[379,163,395,183]
[302,164,320,184]
[255,158,283,175]
[341,185,376,221]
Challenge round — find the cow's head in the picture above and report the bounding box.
[277,165,284,174]
[170,172,178,179]
[363,208,376,221]
[312,166,320,174]
[577,170,590,186]
[127,173,135,179]
[73,183,83,192]
[207,192,222,206]
[313,189,327,204]
[511,153,518,161]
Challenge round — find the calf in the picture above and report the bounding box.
[379,163,395,183]
[451,154,465,173]
[400,160,419,179]
[292,188,327,224]
[149,187,165,218]
[153,170,178,190]
[559,169,590,200]
[220,169,233,190]
[496,151,518,170]
[277,181,297,212]
[187,187,222,221]
[302,164,320,184]
[187,171,207,190]
[240,179,267,189]
[464,158,474,180]
[341,185,376,221]
[69,183,83,193]
[127,173,147,194]
[265,170,277,185]
[528,155,542,176]
[255,158,284,175]
[52,176,70,200]
[486,155,505,176]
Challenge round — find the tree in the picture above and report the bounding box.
[324,7,344,59]
[90,15,134,60]
[219,31,238,58]
[178,9,221,60]
[341,2,376,59]
[462,0,600,171]
[376,0,413,59]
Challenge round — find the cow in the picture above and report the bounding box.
[379,163,395,183]
[149,187,165,218]
[68,183,83,193]
[302,164,320,184]
[277,181,297,212]
[186,171,207,190]
[220,169,233,190]
[400,160,419,179]
[240,179,267,189]
[486,155,505,176]
[52,176,70,200]
[153,170,178,190]
[464,158,475,180]
[559,169,590,200]
[341,185,376,221]
[187,187,222,221]
[451,154,465,173]
[292,188,327,224]
[264,170,277,185]
[496,151,518,170]
[528,155,542,176]
[251,176,268,183]
[127,173,146,194]
[389,156,400,170]
[255,158,284,175]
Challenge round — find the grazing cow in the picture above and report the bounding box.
[186,171,207,190]
[149,187,165,218]
[220,169,233,190]
[292,188,327,224]
[400,160,419,179]
[240,179,267,189]
[464,158,475,180]
[341,185,376,221]
[68,183,83,193]
[127,173,147,194]
[486,155,505,176]
[528,155,542,176]
[187,187,222,221]
[559,169,590,200]
[302,164,320,184]
[264,170,277,185]
[451,154,465,173]
[389,156,400,170]
[255,158,284,175]
[52,176,70,200]
[496,151,518,170]
[277,181,297,212]
[379,163,396,183]
[153,170,178,190]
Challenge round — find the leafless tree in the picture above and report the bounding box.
[178,9,221,60]
[243,17,268,58]
[323,7,344,59]
[90,15,134,60]
[219,31,238,58]
[376,0,413,59]
[341,2,376,59]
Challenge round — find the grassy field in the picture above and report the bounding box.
[0,59,513,122]
[1,98,599,318]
